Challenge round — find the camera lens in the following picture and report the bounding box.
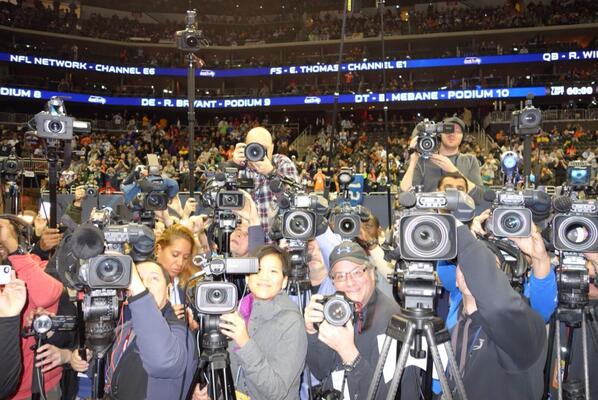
[32,315,53,334]
[403,215,450,259]
[520,109,540,127]
[186,35,198,48]
[96,257,125,284]
[47,120,64,133]
[418,137,435,152]
[558,217,598,252]
[501,212,523,234]
[285,211,313,240]
[146,192,166,209]
[324,298,353,326]
[245,143,265,162]
[339,216,356,236]
[207,288,227,304]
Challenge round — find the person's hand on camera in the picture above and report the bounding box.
[248,155,276,177]
[35,344,72,372]
[172,304,186,319]
[584,252,598,300]
[219,311,250,348]
[39,228,63,252]
[304,294,325,334]
[192,384,210,400]
[70,349,92,373]
[232,143,247,166]
[510,225,551,279]
[317,319,359,364]
[470,209,491,237]
[127,262,146,297]
[34,216,48,237]
[232,190,260,226]
[0,270,27,318]
[429,154,459,173]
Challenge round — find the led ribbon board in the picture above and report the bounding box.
[1,50,597,77]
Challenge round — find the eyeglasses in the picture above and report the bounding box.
[331,266,369,283]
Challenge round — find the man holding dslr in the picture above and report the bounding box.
[304,241,400,399]
[231,127,299,236]
[400,117,485,205]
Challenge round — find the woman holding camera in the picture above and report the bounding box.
[193,245,307,400]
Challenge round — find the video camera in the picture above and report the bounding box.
[31,97,91,141]
[175,10,208,53]
[0,150,22,181]
[414,119,455,159]
[511,95,542,136]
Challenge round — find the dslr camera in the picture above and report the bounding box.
[396,189,475,261]
[414,119,454,159]
[486,187,533,238]
[511,95,542,136]
[316,292,355,328]
[244,142,266,162]
[175,10,206,52]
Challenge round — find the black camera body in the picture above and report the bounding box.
[272,192,325,242]
[316,292,355,328]
[32,314,77,335]
[511,96,542,136]
[330,202,363,240]
[175,10,205,52]
[245,142,266,162]
[415,119,454,159]
[136,174,169,211]
[0,152,22,179]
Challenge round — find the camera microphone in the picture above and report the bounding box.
[483,189,497,203]
[398,191,417,208]
[71,224,105,259]
[552,195,573,214]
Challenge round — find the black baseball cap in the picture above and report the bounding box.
[329,241,369,270]
[443,116,466,133]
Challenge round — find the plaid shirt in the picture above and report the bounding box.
[244,154,299,241]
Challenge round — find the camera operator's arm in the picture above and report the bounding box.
[8,254,63,309]
[304,295,342,379]
[127,266,194,379]
[233,191,266,253]
[456,225,546,370]
[584,252,598,300]
[510,226,557,322]
[0,270,26,399]
[429,154,482,199]
[63,185,86,224]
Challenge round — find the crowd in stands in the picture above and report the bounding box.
[2,108,597,194]
[1,0,597,50]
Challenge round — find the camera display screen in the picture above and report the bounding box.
[567,167,591,187]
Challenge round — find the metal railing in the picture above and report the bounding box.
[489,108,598,123]
[291,125,315,159]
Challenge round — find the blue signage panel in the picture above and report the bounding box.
[1,50,597,78]
[0,85,586,109]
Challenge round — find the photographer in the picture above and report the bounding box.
[400,117,485,205]
[0,217,65,399]
[445,224,547,399]
[230,127,299,236]
[0,270,27,399]
[71,260,197,400]
[193,245,307,400]
[303,241,401,399]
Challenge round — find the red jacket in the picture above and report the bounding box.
[9,254,64,400]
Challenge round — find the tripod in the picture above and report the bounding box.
[186,327,237,400]
[545,305,598,400]
[367,262,468,400]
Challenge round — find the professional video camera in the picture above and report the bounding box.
[329,168,369,240]
[89,207,113,230]
[413,119,455,159]
[30,97,91,141]
[315,292,355,329]
[511,95,542,136]
[175,10,208,52]
[0,149,22,181]
[133,165,169,212]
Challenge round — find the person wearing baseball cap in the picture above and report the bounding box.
[303,241,400,399]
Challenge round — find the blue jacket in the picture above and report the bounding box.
[436,260,557,329]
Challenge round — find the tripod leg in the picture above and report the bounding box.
[209,363,218,400]
[366,335,393,400]
[544,316,556,400]
[423,324,455,400]
[442,341,468,400]
[556,321,563,400]
[222,365,237,400]
[581,314,590,400]
[588,307,598,350]
[385,323,416,400]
